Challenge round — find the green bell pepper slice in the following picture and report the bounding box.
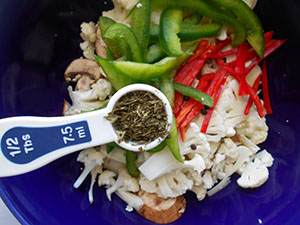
[151,0,246,46]
[160,73,175,107]
[126,151,140,178]
[99,17,129,60]
[94,55,138,90]
[147,141,167,153]
[145,43,167,63]
[150,23,222,42]
[112,53,190,81]
[103,23,143,63]
[173,82,213,107]
[183,12,202,25]
[166,115,184,163]
[130,0,151,59]
[208,0,265,57]
[159,7,185,57]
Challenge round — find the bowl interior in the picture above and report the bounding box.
[0,0,300,225]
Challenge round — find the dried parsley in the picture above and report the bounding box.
[106,91,169,145]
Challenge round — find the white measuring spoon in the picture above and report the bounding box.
[0,84,173,177]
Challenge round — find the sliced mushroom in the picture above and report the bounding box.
[64,58,101,82]
[75,75,93,92]
[95,26,107,59]
[136,191,186,224]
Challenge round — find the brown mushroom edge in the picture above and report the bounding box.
[136,191,186,224]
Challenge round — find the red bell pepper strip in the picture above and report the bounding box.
[174,40,209,83]
[187,40,209,63]
[246,39,287,75]
[244,73,262,115]
[235,43,248,96]
[177,69,227,131]
[173,92,184,116]
[262,60,273,114]
[209,47,238,58]
[209,37,232,55]
[176,78,209,126]
[201,76,227,133]
[173,41,215,115]
[216,61,266,118]
[264,30,274,44]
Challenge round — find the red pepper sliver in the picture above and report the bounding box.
[173,92,184,116]
[179,126,185,142]
[262,60,273,114]
[174,40,209,83]
[246,39,287,75]
[244,73,262,115]
[235,43,248,96]
[201,77,227,133]
[217,63,266,117]
[176,78,209,125]
[209,48,238,58]
[264,31,274,44]
[188,40,209,62]
[211,37,232,54]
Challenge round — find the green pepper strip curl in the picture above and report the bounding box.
[165,115,184,163]
[150,23,222,42]
[130,0,151,59]
[94,56,138,90]
[173,82,213,107]
[103,23,143,63]
[99,17,128,60]
[208,0,265,57]
[126,151,140,178]
[159,7,185,56]
[151,0,246,46]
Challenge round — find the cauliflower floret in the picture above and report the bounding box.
[211,153,226,180]
[215,78,248,133]
[255,150,274,167]
[113,0,139,11]
[116,189,144,211]
[184,168,203,186]
[202,171,214,189]
[98,170,116,187]
[218,138,239,164]
[73,148,106,189]
[102,0,138,25]
[139,147,206,181]
[140,169,195,199]
[106,167,139,201]
[64,78,111,115]
[237,158,269,188]
[80,22,97,43]
[139,174,159,194]
[236,110,268,145]
[156,170,193,199]
[80,22,97,59]
[191,184,207,201]
[89,166,103,203]
[242,0,258,9]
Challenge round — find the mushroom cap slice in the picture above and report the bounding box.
[136,191,186,224]
[64,58,101,81]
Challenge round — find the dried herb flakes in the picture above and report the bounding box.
[106,91,169,145]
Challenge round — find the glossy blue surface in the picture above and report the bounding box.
[0,0,300,225]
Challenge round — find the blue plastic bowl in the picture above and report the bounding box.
[0,0,300,224]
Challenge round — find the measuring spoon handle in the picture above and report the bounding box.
[0,109,117,177]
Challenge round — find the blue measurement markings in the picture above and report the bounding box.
[1,121,91,164]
